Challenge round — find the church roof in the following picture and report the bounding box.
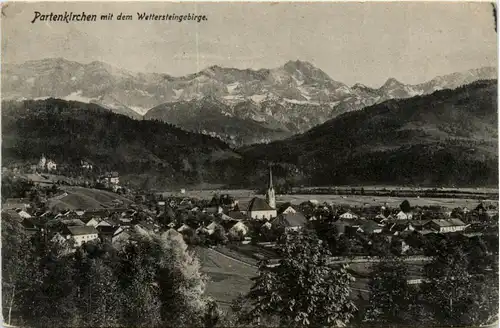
[248,197,274,211]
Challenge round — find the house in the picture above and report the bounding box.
[359,220,383,234]
[374,214,388,224]
[3,198,31,211]
[46,160,57,171]
[16,209,32,219]
[278,205,297,215]
[204,205,223,215]
[66,226,99,247]
[271,212,308,232]
[82,218,100,227]
[96,219,113,228]
[205,222,219,235]
[409,220,430,231]
[261,221,272,230]
[385,222,414,236]
[247,197,277,220]
[101,172,120,185]
[51,232,67,244]
[54,210,72,219]
[396,211,412,220]
[339,211,358,220]
[227,211,249,221]
[427,219,468,233]
[112,230,131,247]
[61,219,86,227]
[80,160,93,170]
[97,225,123,243]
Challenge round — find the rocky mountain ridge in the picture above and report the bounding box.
[3,58,496,145]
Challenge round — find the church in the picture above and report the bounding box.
[246,167,277,220]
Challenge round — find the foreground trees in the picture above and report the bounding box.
[422,243,499,327]
[235,230,357,327]
[363,258,413,325]
[3,216,217,328]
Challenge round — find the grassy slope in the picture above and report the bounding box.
[47,186,132,210]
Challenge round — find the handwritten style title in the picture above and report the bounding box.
[31,11,208,23]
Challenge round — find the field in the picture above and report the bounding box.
[277,194,498,209]
[47,186,133,210]
[161,188,498,210]
[195,247,256,309]
[195,245,430,309]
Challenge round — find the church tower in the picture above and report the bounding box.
[266,166,276,209]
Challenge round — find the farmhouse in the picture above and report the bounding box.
[66,226,99,247]
[427,219,468,233]
[271,212,308,231]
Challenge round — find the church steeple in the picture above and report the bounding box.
[269,166,273,189]
[266,165,276,209]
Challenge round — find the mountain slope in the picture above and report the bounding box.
[1,99,243,188]
[240,80,498,187]
[4,58,496,145]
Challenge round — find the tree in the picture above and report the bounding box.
[210,225,228,245]
[422,244,478,326]
[237,230,357,327]
[363,257,416,325]
[128,229,212,327]
[400,199,411,213]
[2,215,39,326]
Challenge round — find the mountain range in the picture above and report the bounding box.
[1,79,498,188]
[2,58,497,145]
[241,80,498,187]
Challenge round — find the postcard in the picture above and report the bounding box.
[1,2,498,328]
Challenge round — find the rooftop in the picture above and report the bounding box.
[431,218,467,227]
[272,212,307,227]
[67,226,98,236]
[248,197,274,211]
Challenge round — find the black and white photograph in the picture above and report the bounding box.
[1,1,499,327]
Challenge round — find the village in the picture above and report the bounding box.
[3,159,499,263]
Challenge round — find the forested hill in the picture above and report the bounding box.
[240,80,499,187]
[1,99,242,187]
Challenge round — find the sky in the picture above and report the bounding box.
[1,1,497,87]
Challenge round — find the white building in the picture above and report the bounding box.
[428,219,468,233]
[281,205,297,215]
[396,211,413,220]
[247,197,277,220]
[46,160,57,171]
[66,226,99,247]
[339,211,358,220]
